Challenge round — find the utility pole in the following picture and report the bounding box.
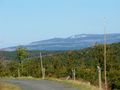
[40,52,45,79]
[104,17,107,90]
[97,65,102,90]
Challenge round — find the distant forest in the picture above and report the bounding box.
[0,42,120,90]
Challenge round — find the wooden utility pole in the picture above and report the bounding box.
[97,65,102,90]
[40,52,45,79]
[104,17,107,90]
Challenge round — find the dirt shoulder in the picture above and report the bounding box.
[0,82,21,90]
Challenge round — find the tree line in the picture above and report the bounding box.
[0,43,120,89]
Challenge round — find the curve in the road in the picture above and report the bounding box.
[2,79,79,90]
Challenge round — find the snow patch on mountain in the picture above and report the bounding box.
[69,34,88,39]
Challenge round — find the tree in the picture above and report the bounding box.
[16,47,28,77]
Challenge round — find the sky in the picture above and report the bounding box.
[0,0,120,48]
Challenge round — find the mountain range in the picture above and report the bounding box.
[1,33,120,51]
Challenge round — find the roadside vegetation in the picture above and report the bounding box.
[0,43,120,90]
[46,78,101,90]
[0,82,20,90]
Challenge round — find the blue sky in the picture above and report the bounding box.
[0,0,120,48]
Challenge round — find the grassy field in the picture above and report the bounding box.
[0,82,21,90]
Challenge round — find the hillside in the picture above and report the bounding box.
[1,33,120,51]
[0,42,120,89]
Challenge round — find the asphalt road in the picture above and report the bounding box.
[1,79,79,90]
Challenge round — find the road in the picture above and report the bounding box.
[1,79,79,90]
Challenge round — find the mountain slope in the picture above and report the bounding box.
[1,33,120,51]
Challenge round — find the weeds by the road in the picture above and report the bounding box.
[46,78,103,90]
[1,76,41,80]
[0,82,21,90]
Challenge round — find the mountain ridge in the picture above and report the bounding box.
[1,33,120,51]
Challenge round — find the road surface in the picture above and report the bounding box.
[1,79,79,90]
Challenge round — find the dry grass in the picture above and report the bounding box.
[0,82,21,90]
[46,78,103,90]
[2,76,41,80]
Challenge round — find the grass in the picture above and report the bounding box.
[0,82,21,90]
[1,76,41,80]
[46,78,103,90]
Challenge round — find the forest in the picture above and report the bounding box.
[0,43,120,90]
